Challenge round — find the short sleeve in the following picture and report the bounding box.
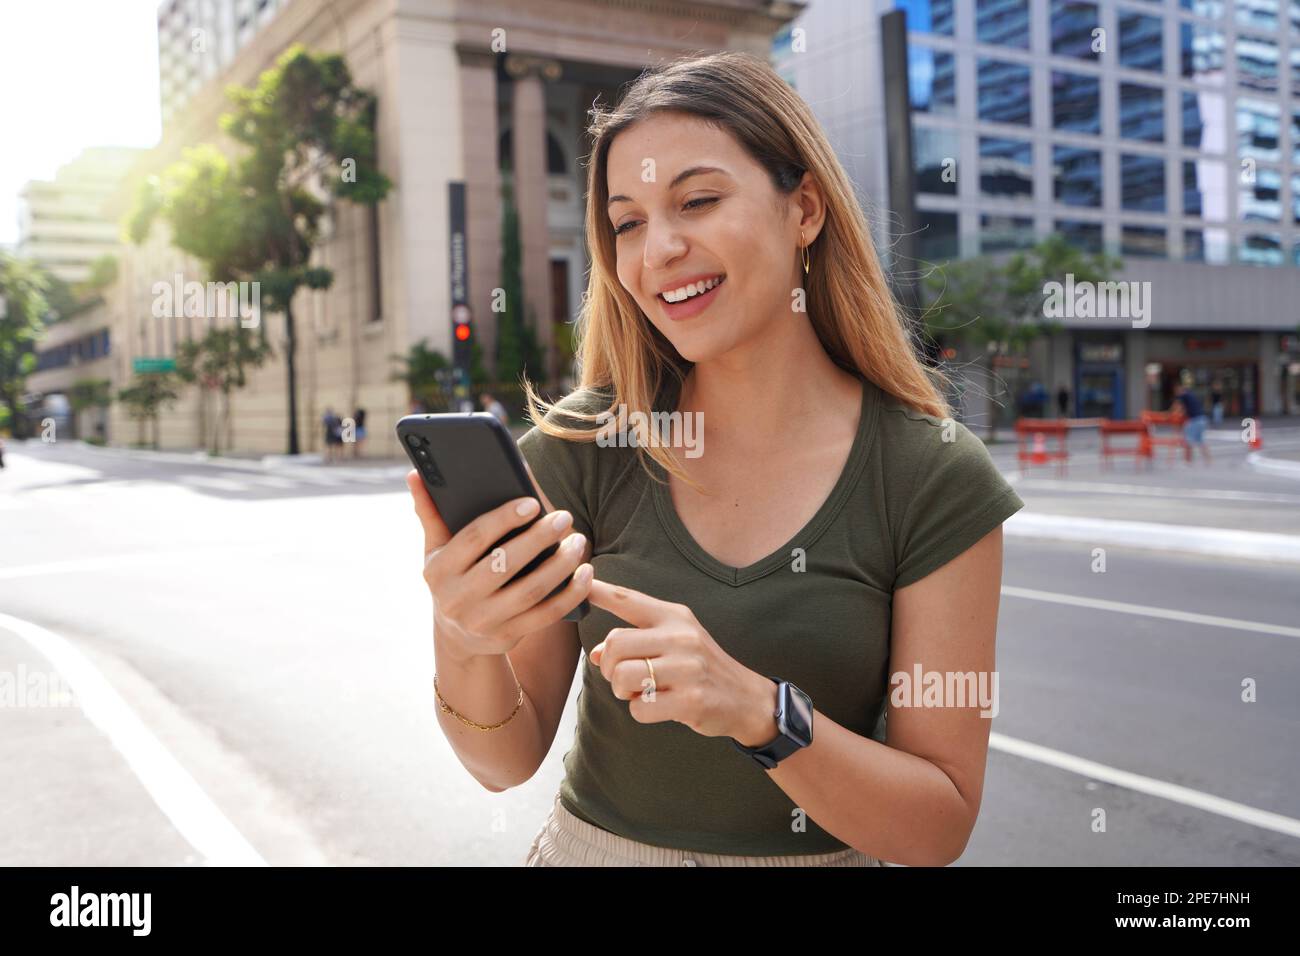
[515,390,604,544]
[892,421,1024,590]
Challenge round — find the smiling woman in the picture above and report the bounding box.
[422,49,1023,867]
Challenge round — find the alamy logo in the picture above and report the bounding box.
[595,405,704,458]
[50,886,151,936]
[151,272,261,328]
[1042,273,1151,329]
[889,666,999,718]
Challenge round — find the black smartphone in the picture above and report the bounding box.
[396,412,590,622]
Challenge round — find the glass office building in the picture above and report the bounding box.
[774,0,1300,422]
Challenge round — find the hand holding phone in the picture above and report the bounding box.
[408,473,593,662]
[400,413,592,662]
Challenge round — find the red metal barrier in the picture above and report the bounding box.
[1141,410,1189,463]
[1099,419,1152,471]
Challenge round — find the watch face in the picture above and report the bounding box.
[779,683,814,747]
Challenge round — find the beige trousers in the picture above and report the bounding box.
[524,792,886,867]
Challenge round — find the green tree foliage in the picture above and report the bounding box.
[117,372,180,449]
[129,44,392,455]
[176,327,272,454]
[0,253,49,438]
[496,179,543,388]
[921,234,1120,423]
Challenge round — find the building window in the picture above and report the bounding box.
[1179,22,1225,82]
[1292,108,1300,164]
[896,0,955,35]
[1292,48,1300,96]
[1122,225,1167,258]
[1239,233,1283,265]
[1121,153,1166,212]
[917,209,959,260]
[1293,173,1300,223]
[1179,1,1224,18]
[909,46,957,115]
[978,58,1032,125]
[1053,145,1102,207]
[1183,161,1203,216]
[1052,71,1100,133]
[1237,99,1281,162]
[1182,159,1226,219]
[1181,90,1222,148]
[1055,219,1103,252]
[1119,12,1164,73]
[1120,82,1164,142]
[915,127,959,195]
[979,137,1033,199]
[1237,37,1279,93]
[980,214,1035,253]
[976,0,1030,48]
[1235,0,1279,32]
[1050,0,1099,60]
[1183,227,1229,263]
[1239,167,1282,223]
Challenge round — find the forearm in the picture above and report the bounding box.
[433,634,547,792]
[764,710,974,866]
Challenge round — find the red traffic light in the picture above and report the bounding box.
[455,324,471,341]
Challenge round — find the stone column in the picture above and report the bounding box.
[458,45,502,377]
[507,53,561,382]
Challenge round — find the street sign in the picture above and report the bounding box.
[133,357,176,373]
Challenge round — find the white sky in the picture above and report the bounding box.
[0,0,162,247]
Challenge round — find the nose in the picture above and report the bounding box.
[641,216,687,273]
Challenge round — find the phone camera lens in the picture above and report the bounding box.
[405,434,422,449]
[416,447,429,459]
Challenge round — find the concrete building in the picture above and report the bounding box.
[158,0,295,127]
[16,147,143,285]
[62,0,800,458]
[773,0,1300,426]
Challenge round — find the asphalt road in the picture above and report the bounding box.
[1,437,1297,866]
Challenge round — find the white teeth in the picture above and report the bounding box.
[662,276,722,303]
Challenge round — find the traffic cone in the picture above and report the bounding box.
[1249,419,1262,450]
[1031,432,1048,464]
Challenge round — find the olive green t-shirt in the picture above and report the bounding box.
[516,372,1024,856]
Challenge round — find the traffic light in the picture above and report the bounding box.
[452,303,473,372]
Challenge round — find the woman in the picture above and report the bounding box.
[408,51,1024,866]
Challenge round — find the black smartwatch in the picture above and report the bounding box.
[730,676,813,770]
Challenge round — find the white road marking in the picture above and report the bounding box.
[1005,512,1300,564]
[1001,585,1300,639]
[0,549,251,580]
[1011,478,1300,505]
[990,733,1300,840]
[0,611,267,866]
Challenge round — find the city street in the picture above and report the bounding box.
[1,424,1297,866]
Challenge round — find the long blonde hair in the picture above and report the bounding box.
[522,50,953,488]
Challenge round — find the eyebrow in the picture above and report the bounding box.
[607,165,730,208]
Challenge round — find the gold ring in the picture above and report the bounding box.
[644,657,656,691]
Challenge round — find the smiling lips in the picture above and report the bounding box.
[656,274,726,321]
[659,274,725,303]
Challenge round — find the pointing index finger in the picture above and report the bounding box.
[586,578,672,629]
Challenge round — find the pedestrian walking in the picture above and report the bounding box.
[1173,379,1212,465]
[479,392,509,428]
[322,407,343,463]
[352,407,367,459]
[1056,384,1070,418]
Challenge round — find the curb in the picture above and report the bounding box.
[1005,511,1300,565]
[62,441,409,478]
[1247,451,1300,479]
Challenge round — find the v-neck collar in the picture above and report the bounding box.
[650,373,879,587]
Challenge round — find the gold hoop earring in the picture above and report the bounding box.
[801,232,811,275]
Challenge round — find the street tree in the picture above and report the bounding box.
[129,43,392,454]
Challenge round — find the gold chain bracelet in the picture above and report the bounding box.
[433,673,524,731]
